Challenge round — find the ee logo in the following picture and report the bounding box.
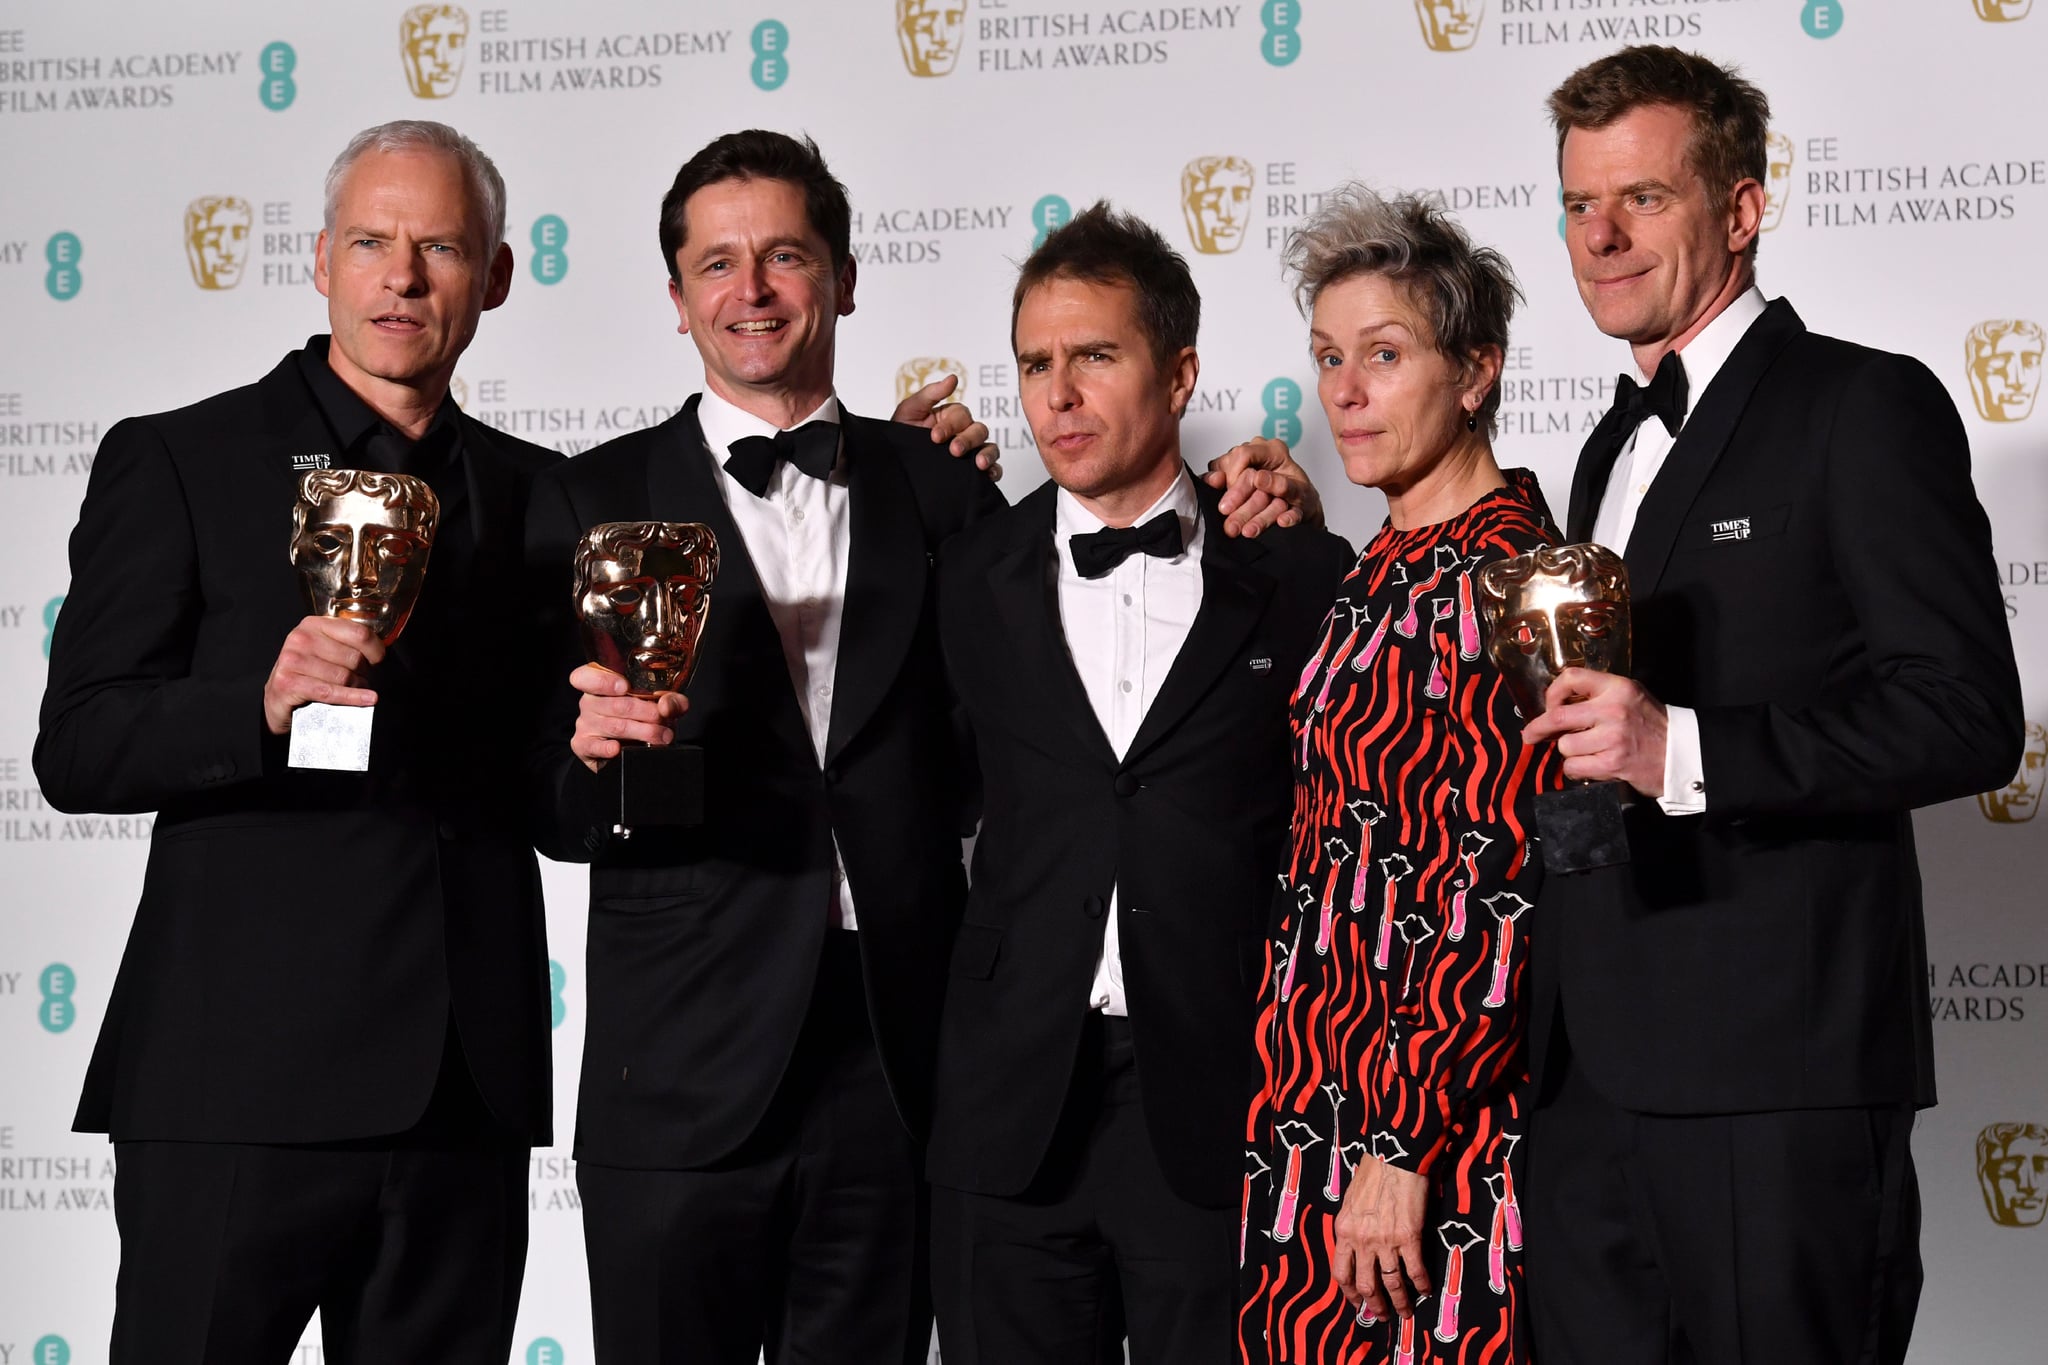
[1261,1,1302,67]
[1261,378,1303,444]
[531,216,569,285]
[33,1337,70,1365]
[549,960,568,1029]
[751,20,789,91]
[1802,0,1843,38]
[40,964,77,1034]
[259,42,297,110]
[527,1338,564,1365]
[44,596,64,659]
[1031,195,1071,249]
[45,233,82,301]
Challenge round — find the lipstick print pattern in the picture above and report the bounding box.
[1239,472,1562,1364]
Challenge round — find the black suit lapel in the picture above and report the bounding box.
[987,484,1118,764]
[1567,403,1638,544]
[824,412,929,766]
[648,396,814,760]
[1123,480,1274,765]
[1623,298,1805,599]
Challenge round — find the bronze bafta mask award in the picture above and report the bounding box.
[286,469,440,771]
[574,521,720,836]
[1476,543,1633,874]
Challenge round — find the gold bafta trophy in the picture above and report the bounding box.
[287,469,440,771]
[574,521,720,836]
[1476,543,1632,874]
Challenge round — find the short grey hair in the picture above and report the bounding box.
[323,119,507,252]
[1283,185,1521,433]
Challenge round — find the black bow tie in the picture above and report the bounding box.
[1069,510,1185,580]
[723,421,839,498]
[1610,349,1690,439]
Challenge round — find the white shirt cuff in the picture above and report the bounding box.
[1657,705,1707,815]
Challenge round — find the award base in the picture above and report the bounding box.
[288,702,375,771]
[1534,782,1631,874]
[613,744,704,838]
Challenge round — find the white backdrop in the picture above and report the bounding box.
[1,3,2043,1362]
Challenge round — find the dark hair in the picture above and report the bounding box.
[1010,201,1199,369]
[1546,45,1770,260]
[658,130,851,283]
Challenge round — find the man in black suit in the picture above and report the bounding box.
[524,130,1006,1365]
[926,204,1353,1364]
[35,121,558,1364]
[1514,47,2025,1365]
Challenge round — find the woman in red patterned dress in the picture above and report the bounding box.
[1239,188,1563,1365]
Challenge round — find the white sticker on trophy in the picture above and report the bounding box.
[288,702,375,771]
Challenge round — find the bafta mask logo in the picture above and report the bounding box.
[575,521,720,697]
[1415,0,1485,51]
[1181,156,1255,255]
[1979,721,2047,823]
[1977,1122,2048,1227]
[290,469,440,643]
[1475,543,1631,720]
[400,4,470,99]
[897,0,967,76]
[184,196,253,290]
[1974,0,2034,21]
[449,375,470,408]
[1966,319,2045,422]
[896,357,968,407]
[1761,132,1795,232]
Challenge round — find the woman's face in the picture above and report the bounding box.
[1310,272,1477,495]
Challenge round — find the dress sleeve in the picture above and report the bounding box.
[1368,526,1564,1178]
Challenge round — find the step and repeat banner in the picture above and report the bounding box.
[1,2,2043,1361]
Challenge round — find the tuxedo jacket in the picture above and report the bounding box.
[1533,299,2023,1115]
[36,348,559,1145]
[525,395,1007,1170]
[924,477,1353,1208]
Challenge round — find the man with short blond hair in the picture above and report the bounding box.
[39,119,557,1365]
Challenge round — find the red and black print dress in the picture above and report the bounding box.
[1238,470,1563,1365]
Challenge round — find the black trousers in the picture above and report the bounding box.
[109,1024,528,1365]
[930,1014,1237,1365]
[577,930,929,1365]
[1524,1019,1922,1365]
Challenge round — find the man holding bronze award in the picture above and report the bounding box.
[35,122,562,1362]
[523,130,1008,1364]
[1512,47,2025,1365]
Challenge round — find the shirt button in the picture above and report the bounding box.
[792,507,806,522]
[818,683,832,699]
[1691,780,1706,793]
[1123,593,1133,606]
[1119,680,1133,694]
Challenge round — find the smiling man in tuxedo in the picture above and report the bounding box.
[524,130,1005,1365]
[1513,46,2024,1365]
[925,203,1353,1364]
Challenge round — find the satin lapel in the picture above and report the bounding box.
[1623,299,1805,600]
[987,484,1117,764]
[253,354,345,618]
[455,420,526,582]
[823,412,929,766]
[647,396,813,756]
[1123,480,1274,765]
[1567,403,1636,544]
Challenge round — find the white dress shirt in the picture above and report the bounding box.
[1590,285,1768,815]
[696,388,859,929]
[1053,468,1206,1016]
